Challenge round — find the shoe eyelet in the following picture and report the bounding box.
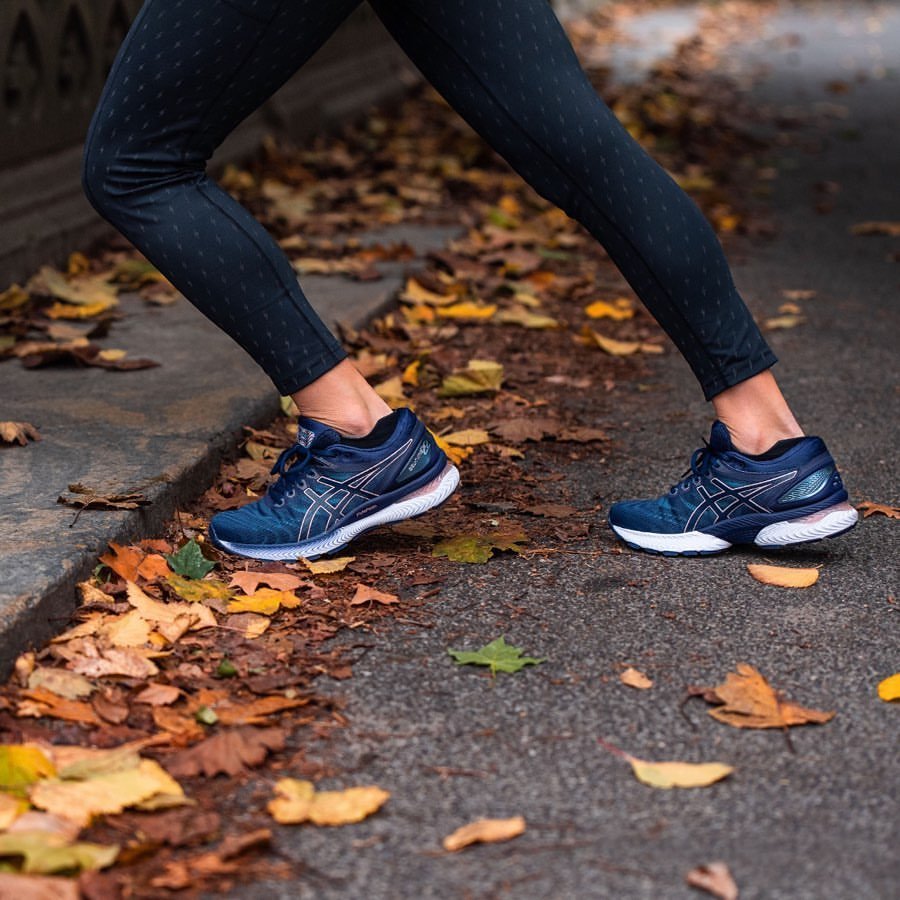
[286,489,296,498]
[274,499,285,508]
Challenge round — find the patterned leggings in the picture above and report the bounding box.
[82,0,776,400]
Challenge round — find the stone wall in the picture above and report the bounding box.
[0,1,414,285]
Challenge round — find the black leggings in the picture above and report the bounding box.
[82,0,776,401]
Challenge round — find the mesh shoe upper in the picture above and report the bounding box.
[608,421,848,542]
[209,408,446,548]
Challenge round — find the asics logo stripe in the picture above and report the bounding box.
[685,470,797,532]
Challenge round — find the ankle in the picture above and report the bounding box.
[721,418,805,455]
[300,405,390,439]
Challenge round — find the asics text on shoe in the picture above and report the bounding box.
[608,421,858,556]
[208,409,459,561]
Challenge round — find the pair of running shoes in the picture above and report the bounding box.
[208,407,858,561]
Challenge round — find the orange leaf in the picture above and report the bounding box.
[619,667,653,690]
[99,543,144,582]
[747,564,819,588]
[442,816,526,851]
[16,687,104,726]
[856,501,900,519]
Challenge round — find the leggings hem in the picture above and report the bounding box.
[274,346,349,397]
[701,348,778,402]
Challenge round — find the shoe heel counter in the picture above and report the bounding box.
[778,463,844,505]
[397,426,445,485]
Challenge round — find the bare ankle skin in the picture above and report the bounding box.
[711,370,804,455]
[290,359,392,438]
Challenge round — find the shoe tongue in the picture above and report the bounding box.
[295,417,343,450]
[708,420,735,454]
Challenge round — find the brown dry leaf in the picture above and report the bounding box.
[77,581,114,606]
[57,486,150,518]
[27,668,94,700]
[850,221,900,236]
[350,584,400,606]
[442,816,526,852]
[228,612,270,640]
[213,695,309,727]
[67,642,160,679]
[0,421,41,446]
[580,326,663,356]
[702,663,834,729]
[16,688,104,726]
[228,571,305,593]
[490,417,558,443]
[300,556,355,574]
[134,683,181,706]
[165,727,286,778]
[781,289,816,301]
[747,564,819,588]
[685,861,739,900]
[619,667,653,690]
[524,503,578,518]
[99,543,143,582]
[856,501,900,519]
[152,707,205,746]
[268,779,389,826]
[30,759,184,828]
[558,426,608,443]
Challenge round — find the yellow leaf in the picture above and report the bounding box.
[400,278,457,306]
[438,359,504,397]
[0,793,27,830]
[373,375,406,408]
[0,746,57,794]
[442,429,491,447]
[96,349,127,363]
[493,306,559,329]
[46,300,116,320]
[584,298,634,320]
[442,816,526,852]
[581,326,663,356]
[166,574,234,603]
[300,556,355,574]
[747,564,819,588]
[431,430,473,466]
[0,284,30,312]
[402,359,421,386]
[764,313,805,331]
[268,779,389,826]
[30,759,184,828]
[104,609,153,648]
[877,673,900,702]
[0,832,119,875]
[436,301,497,320]
[27,668,94,701]
[619,667,653,690]
[127,581,217,631]
[227,588,300,615]
[628,756,733,789]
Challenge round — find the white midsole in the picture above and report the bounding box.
[612,501,858,554]
[215,463,460,561]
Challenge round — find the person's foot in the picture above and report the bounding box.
[208,408,459,561]
[607,421,858,556]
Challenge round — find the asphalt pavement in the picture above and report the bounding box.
[232,3,899,898]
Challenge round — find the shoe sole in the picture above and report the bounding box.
[610,501,859,557]
[210,462,460,561]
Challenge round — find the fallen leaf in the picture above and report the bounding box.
[0,793,27,829]
[629,757,733,789]
[0,832,119,875]
[126,581,217,633]
[448,636,545,676]
[350,584,400,606]
[781,289,816,301]
[0,746,57,795]
[165,727,286,778]
[0,873,80,898]
[433,527,528,563]
[442,428,491,447]
[400,277,458,306]
[431,429,473,466]
[442,816,526,852]
[686,861,739,900]
[134,683,182,706]
[584,298,634,320]
[166,574,234,603]
[67,642,159,679]
[876,673,900,702]
[435,301,497,319]
[490,417,558,443]
[763,313,805,330]
[523,503,578,518]
[747,564,819,588]
[438,359,504,397]
[300,556,355,574]
[268,779,389,826]
[227,612,270,640]
[581,326,663,356]
[228,571,305,593]
[137,554,171,581]
[701,663,834,729]
[492,306,559,329]
[211,695,308,727]
[227,588,301,615]
[850,221,900,236]
[166,539,216,579]
[619,667,653,690]
[16,688,104,727]
[98,542,143,582]
[30,759,184,827]
[27,668,94,700]
[856,501,900,519]
[0,421,41,446]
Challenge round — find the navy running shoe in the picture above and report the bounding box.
[208,408,459,561]
[608,421,858,556]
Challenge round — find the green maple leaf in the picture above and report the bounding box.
[432,527,528,564]
[165,538,215,579]
[448,636,545,676]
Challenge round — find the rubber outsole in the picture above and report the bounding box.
[210,462,460,561]
[610,501,859,557]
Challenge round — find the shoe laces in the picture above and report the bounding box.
[266,443,315,507]
[670,440,716,494]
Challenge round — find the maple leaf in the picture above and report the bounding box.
[350,584,399,606]
[98,542,143,582]
[700,663,835,729]
[166,539,216,578]
[433,527,528,563]
[166,727,286,778]
[448,636,545,676]
[442,816,526,852]
[228,571,305,593]
[857,501,900,519]
[226,588,301,615]
[0,421,41,446]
